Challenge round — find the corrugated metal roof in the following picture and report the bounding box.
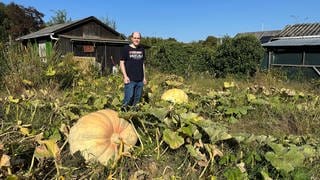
[235,30,281,43]
[262,37,320,47]
[60,35,129,44]
[16,16,122,41]
[236,30,281,39]
[278,23,320,37]
[16,20,81,40]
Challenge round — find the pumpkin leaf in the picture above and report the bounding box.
[186,144,207,161]
[265,144,305,173]
[228,116,238,124]
[148,107,169,121]
[268,143,287,154]
[34,144,52,159]
[265,152,294,173]
[181,112,200,122]
[48,128,62,142]
[111,97,121,106]
[203,126,232,142]
[38,139,60,159]
[223,167,247,180]
[178,125,196,137]
[94,96,108,109]
[162,129,184,149]
[193,129,202,139]
[204,144,223,158]
[301,145,316,158]
[246,94,256,102]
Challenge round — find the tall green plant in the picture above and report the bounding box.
[3,43,47,93]
[0,42,8,87]
[213,35,264,77]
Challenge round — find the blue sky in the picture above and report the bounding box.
[2,0,320,42]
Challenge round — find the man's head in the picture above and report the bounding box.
[131,32,141,47]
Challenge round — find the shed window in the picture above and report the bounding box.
[73,42,95,57]
[273,52,302,65]
[305,53,320,65]
[83,45,94,52]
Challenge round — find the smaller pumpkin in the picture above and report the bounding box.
[68,109,137,166]
[161,88,188,104]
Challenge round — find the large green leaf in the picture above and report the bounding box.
[162,129,184,149]
[111,97,121,106]
[223,167,248,180]
[268,143,287,154]
[178,124,196,137]
[148,107,169,121]
[202,125,232,142]
[265,144,305,173]
[190,118,232,143]
[300,145,316,158]
[94,96,108,109]
[186,144,207,161]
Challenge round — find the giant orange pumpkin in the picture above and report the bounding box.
[68,109,138,165]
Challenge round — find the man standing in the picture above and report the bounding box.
[120,32,147,110]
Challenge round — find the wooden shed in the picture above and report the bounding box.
[16,16,129,74]
[262,23,320,77]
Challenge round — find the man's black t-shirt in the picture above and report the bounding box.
[121,45,145,82]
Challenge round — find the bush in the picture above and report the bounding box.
[144,38,215,76]
[213,35,264,77]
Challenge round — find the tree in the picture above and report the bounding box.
[0,2,9,42]
[5,3,45,39]
[202,36,218,47]
[99,16,116,30]
[46,9,71,26]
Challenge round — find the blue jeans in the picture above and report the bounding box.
[123,81,144,106]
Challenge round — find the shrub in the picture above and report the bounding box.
[213,35,264,77]
[144,38,215,76]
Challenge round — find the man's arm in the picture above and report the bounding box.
[120,60,130,84]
